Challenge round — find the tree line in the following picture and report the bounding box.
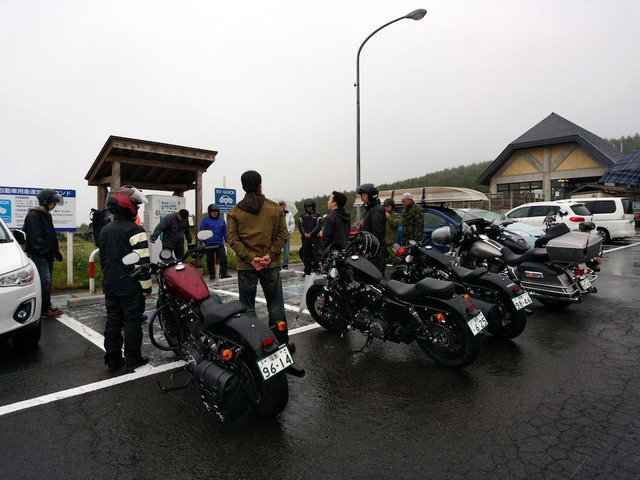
[605,133,640,154]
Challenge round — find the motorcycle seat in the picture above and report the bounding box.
[451,266,487,283]
[382,279,423,302]
[201,298,247,331]
[534,223,570,247]
[415,277,456,299]
[502,246,549,266]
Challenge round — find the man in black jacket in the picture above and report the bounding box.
[298,199,322,275]
[322,191,351,253]
[99,186,152,373]
[357,183,386,271]
[23,188,64,318]
[150,208,192,258]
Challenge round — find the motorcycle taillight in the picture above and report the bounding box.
[574,268,585,276]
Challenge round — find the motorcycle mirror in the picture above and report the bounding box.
[122,252,140,265]
[197,230,214,241]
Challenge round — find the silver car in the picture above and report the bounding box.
[0,217,42,347]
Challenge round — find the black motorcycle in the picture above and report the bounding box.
[123,231,304,422]
[392,240,530,339]
[432,209,602,308]
[305,233,488,368]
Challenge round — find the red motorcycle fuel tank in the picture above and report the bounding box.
[164,263,210,302]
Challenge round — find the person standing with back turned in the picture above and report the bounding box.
[227,170,293,351]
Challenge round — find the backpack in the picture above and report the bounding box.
[90,208,112,246]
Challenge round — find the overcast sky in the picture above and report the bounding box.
[2,0,639,225]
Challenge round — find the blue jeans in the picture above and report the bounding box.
[237,267,288,344]
[282,237,290,267]
[32,254,53,312]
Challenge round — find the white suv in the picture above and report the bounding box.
[570,197,635,241]
[505,201,594,230]
[0,217,42,347]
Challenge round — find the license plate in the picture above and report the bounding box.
[512,292,532,310]
[257,345,293,381]
[467,311,488,336]
[579,277,591,290]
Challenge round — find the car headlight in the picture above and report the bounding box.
[0,265,36,287]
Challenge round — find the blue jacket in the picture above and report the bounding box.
[199,216,227,245]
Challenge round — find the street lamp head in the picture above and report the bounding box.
[405,9,427,21]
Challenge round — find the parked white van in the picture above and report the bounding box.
[566,197,635,241]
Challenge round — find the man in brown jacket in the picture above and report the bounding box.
[227,170,292,349]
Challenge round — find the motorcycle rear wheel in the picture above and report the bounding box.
[235,350,289,418]
[486,291,527,339]
[416,311,479,367]
[306,285,349,332]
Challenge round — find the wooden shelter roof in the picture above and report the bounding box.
[85,135,217,193]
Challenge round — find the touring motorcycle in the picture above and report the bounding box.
[305,232,488,368]
[123,231,304,422]
[431,209,602,308]
[392,240,530,339]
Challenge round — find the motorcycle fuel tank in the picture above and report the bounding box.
[469,239,502,259]
[164,263,210,302]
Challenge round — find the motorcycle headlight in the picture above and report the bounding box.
[0,265,36,287]
[329,267,339,279]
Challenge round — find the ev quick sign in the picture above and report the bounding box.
[0,186,77,231]
[215,188,236,213]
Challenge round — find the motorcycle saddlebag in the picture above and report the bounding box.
[194,360,248,422]
[545,231,602,263]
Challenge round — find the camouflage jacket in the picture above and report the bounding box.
[401,201,424,245]
[385,211,403,246]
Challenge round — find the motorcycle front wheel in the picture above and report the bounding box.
[153,298,181,351]
[306,285,349,332]
[486,291,527,339]
[416,311,479,368]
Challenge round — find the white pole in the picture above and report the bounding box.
[66,232,73,285]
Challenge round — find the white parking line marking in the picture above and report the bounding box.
[55,314,106,351]
[602,241,640,254]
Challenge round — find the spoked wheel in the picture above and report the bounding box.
[235,351,289,418]
[149,300,182,352]
[306,285,349,332]
[486,291,527,339]
[416,310,479,367]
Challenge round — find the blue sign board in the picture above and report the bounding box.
[215,188,236,213]
[0,186,76,231]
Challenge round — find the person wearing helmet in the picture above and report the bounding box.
[99,186,152,373]
[400,192,425,245]
[356,183,386,272]
[382,197,403,272]
[150,209,192,259]
[298,198,322,275]
[278,200,295,270]
[199,204,231,280]
[22,188,65,318]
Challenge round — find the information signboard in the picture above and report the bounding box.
[0,186,76,231]
[215,188,237,213]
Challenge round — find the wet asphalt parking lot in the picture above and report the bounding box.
[1,236,640,480]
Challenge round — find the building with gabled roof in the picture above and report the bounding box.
[477,113,624,201]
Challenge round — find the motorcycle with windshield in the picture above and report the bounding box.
[305,232,488,368]
[392,239,530,339]
[432,209,602,308]
[123,231,304,422]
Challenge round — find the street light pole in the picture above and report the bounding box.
[355,8,427,222]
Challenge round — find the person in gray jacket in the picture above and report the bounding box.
[150,209,192,258]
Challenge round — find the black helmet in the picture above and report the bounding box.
[106,186,148,219]
[207,204,220,214]
[303,198,316,208]
[356,183,379,200]
[36,189,64,209]
[383,198,395,207]
[350,231,380,259]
